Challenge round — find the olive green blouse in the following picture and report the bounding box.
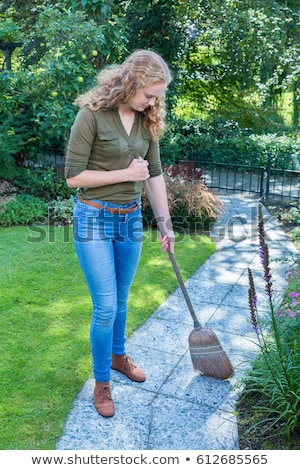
[64,106,163,204]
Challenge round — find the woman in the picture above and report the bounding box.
[65,50,174,418]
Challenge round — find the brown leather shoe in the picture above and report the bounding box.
[111,354,146,382]
[94,381,115,417]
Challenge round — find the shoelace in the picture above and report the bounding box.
[96,386,112,402]
[124,355,137,370]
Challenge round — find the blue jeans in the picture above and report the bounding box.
[73,199,143,382]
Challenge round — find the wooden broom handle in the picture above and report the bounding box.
[144,180,201,329]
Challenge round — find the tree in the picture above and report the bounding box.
[0,1,128,178]
[176,0,300,126]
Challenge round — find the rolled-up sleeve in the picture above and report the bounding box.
[145,139,163,178]
[64,107,96,179]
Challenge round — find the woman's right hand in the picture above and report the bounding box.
[66,157,150,189]
[126,158,150,181]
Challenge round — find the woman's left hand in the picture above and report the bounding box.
[159,231,175,255]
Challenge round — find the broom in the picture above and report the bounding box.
[144,180,234,380]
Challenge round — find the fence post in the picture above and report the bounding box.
[265,153,271,201]
[259,168,264,197]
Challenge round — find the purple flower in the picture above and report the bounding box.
[288,311,296,318]
[289,291,300,298]
[276,309,286,317]
[258,205,273,302]
[248,268,259,334]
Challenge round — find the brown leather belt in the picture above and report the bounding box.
[80,199,139,215]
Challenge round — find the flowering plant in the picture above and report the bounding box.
[246,204,300,438]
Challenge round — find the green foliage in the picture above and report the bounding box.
[280,206,300,226]
[176,0,300,125]
[125,0,182,91]
[245,205,300,439]
[48,195,76,226]
[0,15,22,42]
[0,126,20,180]
[14,167,76,202]
[161,116,300,169]
[0,69,44,175]
[0,194,48,227]
[22,5,121,141]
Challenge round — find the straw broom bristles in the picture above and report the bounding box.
[189,327,234,380]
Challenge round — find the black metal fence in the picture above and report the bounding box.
[38,147,65,176]
[190,151,300,202]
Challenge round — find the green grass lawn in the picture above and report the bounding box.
[0,224,215,450]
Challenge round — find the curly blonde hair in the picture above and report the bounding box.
[75,50,172,141]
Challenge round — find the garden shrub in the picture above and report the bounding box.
[142,159,223,233]
[14,167,76,202]
[48,195,76,226]
[0,194,48,227]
